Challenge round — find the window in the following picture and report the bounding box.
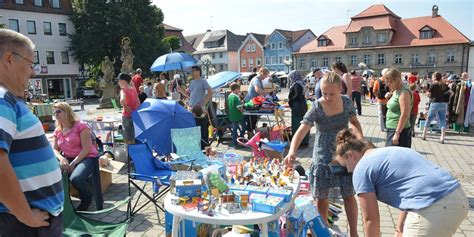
[249,58,254,67]
[212,53,215,59]
[447,51,454,62]
[377,34,386,43]
[15,0,24,4]
[34,51,39,64]
[323,57,329,67]
[9,19,19,32]
[428,52,436,64]
[271,56,276,65]
[34,0,42,6]
[251,44,256,52]
[278,42,283,49]
[26,21,37,34]
[43,22,52,35]
[299,58,306,69]
[311,58,317,67]
[411,53,419,64]
[271,43,276,50]
[50,0,60,8]
[351,55,357,65]
[420,30,433,39]
[335,56,341,63]
[278,56,283,64]
[318,40,327,47]
[350,37,357,45]
[219,52,223,58]
[246,45,250,52]
[364,54,371,65]
[378,54,385,65]
[285,56,290,62]
[58,23,67,36]
[256,58,261,66]
[363,35,371,44]
[241,59,246,67]
[61,51,69,64]
[395,54,402,64]
[220,65,224,71]
[265,57,269,65]
[46,51,55,64]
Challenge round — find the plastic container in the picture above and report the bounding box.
[245,185,269,195]
[252,195,283,214]
[268,187,292,202]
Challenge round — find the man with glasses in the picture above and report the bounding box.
[0,29,63,236]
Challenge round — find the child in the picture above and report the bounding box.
[409,83,421,137]
[138,85,147,104]
[227,83,246,147]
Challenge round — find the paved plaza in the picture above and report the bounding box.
[75,89,474,237]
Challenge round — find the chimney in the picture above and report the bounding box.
[432,5,439,18]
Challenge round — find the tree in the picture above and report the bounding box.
[162,36,181,52]
[70,0,168,74]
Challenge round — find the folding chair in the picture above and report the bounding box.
[127,143,194,223]
[111,98,122,112]
[170,126,216,168]
[62,172,130,237]
[207,101,232,146]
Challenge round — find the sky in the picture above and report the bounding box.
[153,0,473,39]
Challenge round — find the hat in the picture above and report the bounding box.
[173,74,181,79]
[263,82,276,92]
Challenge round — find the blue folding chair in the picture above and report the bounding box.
[170,126,214,168]
[127,143,194,223]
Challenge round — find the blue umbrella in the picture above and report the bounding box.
[132,99,196,155]
[150,52,198,72]
[207,71,242,90]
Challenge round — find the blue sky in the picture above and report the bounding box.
[153,0,473,39]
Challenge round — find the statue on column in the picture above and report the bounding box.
[120,37,134,73]
[101,56,115,84]
[98,56,117,109]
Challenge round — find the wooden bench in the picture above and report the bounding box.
[63,99,85,110]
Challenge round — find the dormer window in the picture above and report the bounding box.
[419,25,435,39]
[377,34,386,43]
[318,36,329,47]
[363,35,371,44]
[350,37,357,45]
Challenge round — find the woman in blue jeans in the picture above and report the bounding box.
[53,102,98,211]
[421,72,452,143]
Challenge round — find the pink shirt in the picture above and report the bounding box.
[54,121,98,159]
[122,87,140,118]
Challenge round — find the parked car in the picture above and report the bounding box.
[76,87,97,98]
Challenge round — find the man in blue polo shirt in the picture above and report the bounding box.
[0,29,63,236]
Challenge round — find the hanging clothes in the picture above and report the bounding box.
[455,82,466,124]
[464,83,474,127]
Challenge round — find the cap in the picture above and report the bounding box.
[117,73,132,82]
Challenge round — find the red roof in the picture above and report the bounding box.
[345,15,399,33]
[298,14,469,54]
[352,4,400,19]
[161,23,182,31]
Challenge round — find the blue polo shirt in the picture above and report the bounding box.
[353,147,459,210]
[0,87,63,216]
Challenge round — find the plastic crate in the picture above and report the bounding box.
[245,185,269,195]
[252,195,283,214]
[268,187,293,202]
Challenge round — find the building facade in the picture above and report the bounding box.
[237,33,266,72]
[186,29,245,74]
[294,4,470,77]
[162,23,195,53]
[264,29,316,72]
[1,0,81,99]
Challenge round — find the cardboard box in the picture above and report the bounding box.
[70,160,125,197]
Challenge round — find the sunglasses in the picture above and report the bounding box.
[11,52,36,69]
[53,109,63,115]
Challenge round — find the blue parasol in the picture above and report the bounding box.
[132,99,196,155]
[150,52,198,72]
[207,71,242,90]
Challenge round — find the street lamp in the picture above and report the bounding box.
[200,54,212,79]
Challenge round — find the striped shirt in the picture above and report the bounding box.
[351,75,362,93]
[0,87,63,216]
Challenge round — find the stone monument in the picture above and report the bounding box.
[120,37,134,74]
[98,56,117,109]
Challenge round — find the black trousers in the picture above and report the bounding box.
[352,91,362,115]
[386,127,412,148]
[0,212,63,237]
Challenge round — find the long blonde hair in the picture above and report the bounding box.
[54,102,78,130]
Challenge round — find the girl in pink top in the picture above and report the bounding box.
[53,102,98,211]
[118,73,140,144]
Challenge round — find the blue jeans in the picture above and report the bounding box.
[352,91,362,115]
[69,158,96,203]
[231,120,246,146]
[425,102,448,129]
[0,212,63,237]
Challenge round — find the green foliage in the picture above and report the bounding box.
[70,0,168,74]
[85,78,98,88]
[162,36,181,52]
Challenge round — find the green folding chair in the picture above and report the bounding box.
[62,172,130,237]
[111,98,122,112]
